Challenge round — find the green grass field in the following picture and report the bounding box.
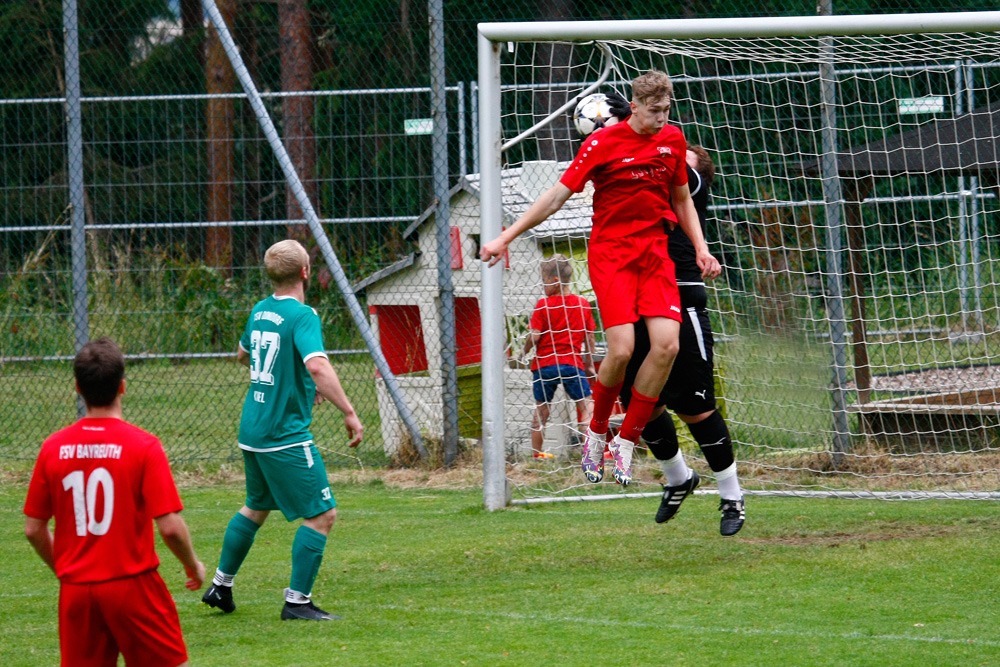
[2,480,998,666]
[0,357,387,466]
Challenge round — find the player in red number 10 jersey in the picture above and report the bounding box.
[24,337,205,667]
[482,71,721,487]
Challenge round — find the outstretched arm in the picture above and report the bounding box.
[306,355,364,447]
[480,183,574,266]
[671,183,721,280]
[155,512,205,591]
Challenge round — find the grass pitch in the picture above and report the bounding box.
[2,480,998,666]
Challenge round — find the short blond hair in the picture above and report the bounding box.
[540,254,573,285]
[631,70,673,106]
[264,239,309,287]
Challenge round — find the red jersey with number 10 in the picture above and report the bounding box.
[23,418,183,585]
[560,121,688,244]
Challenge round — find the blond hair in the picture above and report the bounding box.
[540,254,573,285]
[631,70,673,106]
[264,239,309,287]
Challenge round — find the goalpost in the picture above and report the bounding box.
[479,12,1000,510]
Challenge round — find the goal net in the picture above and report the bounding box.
[476,13,1000,507]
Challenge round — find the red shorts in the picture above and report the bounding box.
[59,569,188,667]
[588,233,681,328]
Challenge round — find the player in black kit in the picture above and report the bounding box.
[619,141,746,536]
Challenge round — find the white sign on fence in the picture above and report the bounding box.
[898,96,945,114]
[404,118,434,135]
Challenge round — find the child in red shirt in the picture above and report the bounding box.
[482,71,720,486]
[524,254,597,458]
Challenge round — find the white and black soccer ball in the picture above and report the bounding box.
[572,93,620,136]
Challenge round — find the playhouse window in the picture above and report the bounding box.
[370,305,428,374]
[455,297,482,366]
[468,233,508,267]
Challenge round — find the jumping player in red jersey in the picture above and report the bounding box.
[482,70,721,487]
[23,336,205,667]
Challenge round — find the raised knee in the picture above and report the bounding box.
[605,344,634,367]
[651,337,679,361]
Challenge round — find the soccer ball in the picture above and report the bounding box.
[572,93,620,136]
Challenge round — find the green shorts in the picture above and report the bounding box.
[241,443,336,521]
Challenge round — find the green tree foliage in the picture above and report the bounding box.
[1,0,997,278]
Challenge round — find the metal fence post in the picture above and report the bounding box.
[818,0,852,459]
[430,0,459,464]
[62,0,89,417]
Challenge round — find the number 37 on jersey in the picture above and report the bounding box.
[250,330,280,385]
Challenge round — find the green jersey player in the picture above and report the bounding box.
[202,240,363,621]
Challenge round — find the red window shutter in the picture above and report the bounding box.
[454,297,482,366]
[450,227,463,269]
[371,305,428,374]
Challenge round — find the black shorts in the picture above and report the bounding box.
[620,284,716,416]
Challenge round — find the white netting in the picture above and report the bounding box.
[488,29,1000,501]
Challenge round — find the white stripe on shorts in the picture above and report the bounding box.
[688,307,708,361]
[304,442,314,468]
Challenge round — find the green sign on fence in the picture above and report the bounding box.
[898,96,945,114]
[404,118,434,135]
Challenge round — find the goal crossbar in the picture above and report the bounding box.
[479,11,1000,42]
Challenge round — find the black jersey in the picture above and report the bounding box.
[667,165,709,285]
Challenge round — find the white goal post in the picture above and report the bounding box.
[478,12,1000,510]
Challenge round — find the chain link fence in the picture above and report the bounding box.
[1,0,995,467]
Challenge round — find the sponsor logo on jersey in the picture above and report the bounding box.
[254,310,285,326]
[695,390,707,399]
[671,305,681,313]
[621,157,635,162]
[59,443,123,460]
[657,146,672,155]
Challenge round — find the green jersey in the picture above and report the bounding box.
[237,295,327,451]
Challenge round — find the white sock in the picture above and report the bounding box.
[613,436,634,468]
[715,463,742,500]
[661,451,691,487]
[213,569,234,587]
[586,428,607,455]
[285,587,311,604]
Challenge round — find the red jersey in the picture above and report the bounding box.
[560,121,688,244]
[23,418,183,585]
[529,293,596,371]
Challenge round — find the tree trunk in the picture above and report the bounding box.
[534,0,575,162]
[180,0,204,68]
[279,0,316,240]
[205,0,235,271]
[180,0,201,35]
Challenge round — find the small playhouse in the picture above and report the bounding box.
[355,161,597,456]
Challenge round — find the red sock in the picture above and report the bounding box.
[589,379,623,434]
[619,389,658,444]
